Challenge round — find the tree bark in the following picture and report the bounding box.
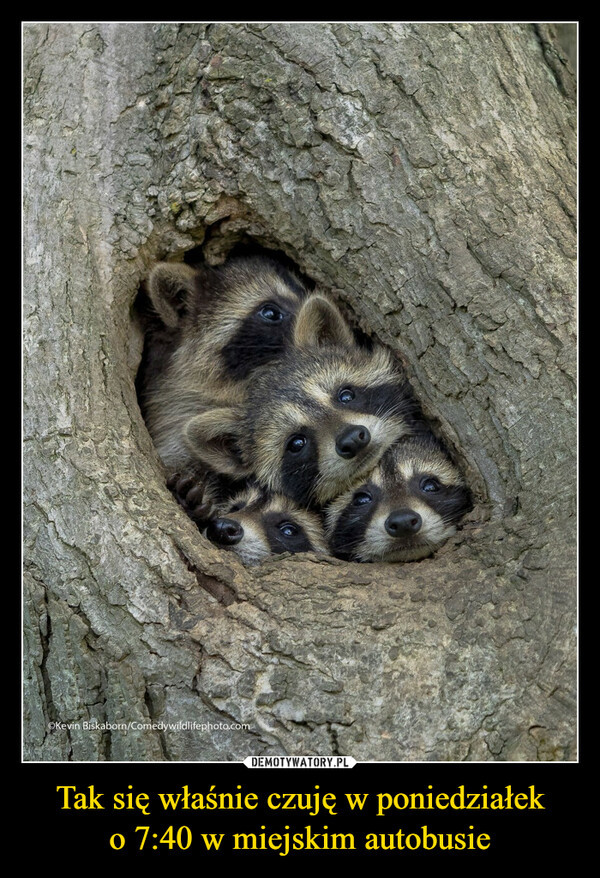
[23,22,576,762]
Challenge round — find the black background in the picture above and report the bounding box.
[26,760,578,862]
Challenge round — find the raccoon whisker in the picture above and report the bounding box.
[375,400,411,419]
[306,480,324,506]
[342,523,370,540]
[334,530,368,550]
[374,400,399,416]
[286,461,312,479]
[311,470,345,504]
[283,461,322,505]
[370,403,406,426]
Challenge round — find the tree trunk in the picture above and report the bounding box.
[23,22,576,762]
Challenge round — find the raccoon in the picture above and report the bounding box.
[325,434,473,562]
[138,255,312,475]
[204,486,327,565]
[186,295,427,507]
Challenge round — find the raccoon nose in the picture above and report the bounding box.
[206,518,244,546]
[385,509,422,537]
[335,425,371,459]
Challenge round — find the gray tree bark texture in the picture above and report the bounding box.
[23,22,576,762]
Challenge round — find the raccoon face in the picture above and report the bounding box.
[143,257,310,410]
[213,260,310,380]
[242,344,424,507]
[325,435,473,562]
[204,487,326,565]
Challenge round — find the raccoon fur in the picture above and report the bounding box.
[204,485,326,565]
[166,466,247,529]
[185,294,427,507]
[138,255,313,474]
[325,434,473,562]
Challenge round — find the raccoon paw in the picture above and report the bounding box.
[167,472,217,527]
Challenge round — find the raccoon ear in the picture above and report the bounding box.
[293,295,356,350]
[183,408,253,479]
[147,262,198,329]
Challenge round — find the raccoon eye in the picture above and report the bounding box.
[352,491,373,506]
[228,502,245,513]
[279,522,299,538]
[338,387,355,403]
[420,477,441,493]
[258,302,284,322]
[286,434,307,454]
